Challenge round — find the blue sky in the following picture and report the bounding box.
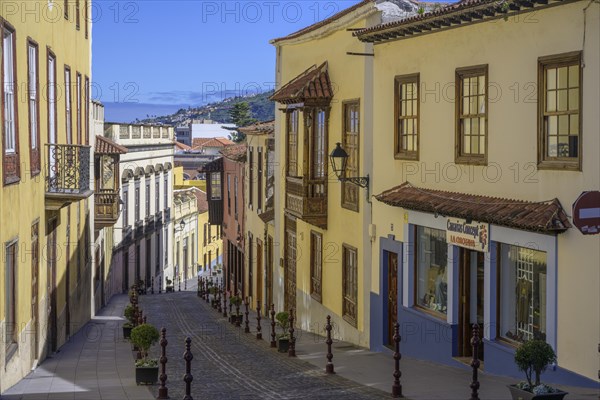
[92,0,368,107]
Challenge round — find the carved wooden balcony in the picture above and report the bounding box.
[95,189,121,228]
[285,176,327,229]
[45,144,93,210]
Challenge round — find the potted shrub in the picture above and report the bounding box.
[122,304,136,339]
[209,286,218,308]
[229,296,242,325]
[275,311,290,353]
[165,277,173,293]
[508,340,567,400]
[130,323,160,385]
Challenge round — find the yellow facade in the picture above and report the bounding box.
[0,1,93,390]
[365,1,599,383]
[272,4,377,345]
[173,188,199,284]
[172,167,222,277]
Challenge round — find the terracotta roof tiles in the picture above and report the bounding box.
[375,182,571,233]
[95,135,128,154]
[270,62,332,104]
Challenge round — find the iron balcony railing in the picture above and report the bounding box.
[45,144,91,195]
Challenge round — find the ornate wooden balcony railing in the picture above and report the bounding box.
[95,190,121,228]
[45,144,93,210]
[285,176,327,229]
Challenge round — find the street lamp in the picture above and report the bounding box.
[329,142,369,189]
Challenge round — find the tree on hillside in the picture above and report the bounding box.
[228,102,257,142]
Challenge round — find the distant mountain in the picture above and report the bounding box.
[138,90,275,126]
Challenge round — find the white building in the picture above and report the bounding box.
[103,123,175,293]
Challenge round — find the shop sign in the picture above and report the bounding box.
[446,218,489,252]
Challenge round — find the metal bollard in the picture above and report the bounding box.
[325,315,334,374]
[157,327,169,399]
[151,278,154,295]
[256,301,262,340]
[217,287,223,313]
[235,300,241,327]
[392,322,402,398]
[288,308,296,357]
[470,323,481,400]
[183,337,193,400]
[244,298,250,333]
[270,304,276,348]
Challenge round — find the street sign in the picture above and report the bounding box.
[572,191,600,235]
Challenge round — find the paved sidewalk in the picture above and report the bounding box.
[1,295,153,400]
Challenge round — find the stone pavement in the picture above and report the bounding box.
[171,281,599,400]
[1,295,153,400]
[139,290,387,399]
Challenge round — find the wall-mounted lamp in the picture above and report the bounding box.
[329,142,369,189]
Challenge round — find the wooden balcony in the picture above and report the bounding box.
[285,176,327,229]
[95,190,121,229]
[45,144,93,210]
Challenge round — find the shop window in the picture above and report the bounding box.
[414,226,448,315]
[498,244,547,343]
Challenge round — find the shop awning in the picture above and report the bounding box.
[375,182,571,234]
[270,62,332,105]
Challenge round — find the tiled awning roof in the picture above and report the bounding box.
[355,0,565,44]
[220,143,247,162]
[270,62,332,105]
[375,182,571,234]
[238,120,274,136]
[95,135,128,154]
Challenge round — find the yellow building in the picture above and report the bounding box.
[356,0,599,386]
[270,1,380,345]
[173,166,222,278]
[0,1,95,390]
[240,121,276,311]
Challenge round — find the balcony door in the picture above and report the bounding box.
[47,54,57,184]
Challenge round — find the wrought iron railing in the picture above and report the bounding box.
[45,144,91,195]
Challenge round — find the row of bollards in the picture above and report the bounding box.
[156,327,195,400]
[195,281,482,399]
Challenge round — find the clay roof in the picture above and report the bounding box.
[375,182,571,233]
[220,143,247,163]
[192,137,235,150]
[270,62,333,105]
[95,135,128,154]
[174,141,192,151]
[271,0,374,43]
[355,0,562,43]
[238,120,275,136]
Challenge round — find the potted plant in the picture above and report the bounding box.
[122,304,136,339]
[229,296,242,325]
[275,311,290,353]
[165,277,173,293]
[508,340,567,400]
[130,323,160,385]
[209,286,218,308]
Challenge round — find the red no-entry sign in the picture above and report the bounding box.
[572,191,600,235]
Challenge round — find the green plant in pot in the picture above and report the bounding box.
[275,311,290,353]
[130,323,160,385]
[229,296,242,325]
[122,304,136,339]
[209,286,218,308]
[165,277,173,293]
[508,340,567,400]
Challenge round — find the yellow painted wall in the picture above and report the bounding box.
[0,1,92,389]
[369,2,599,380]
[274,14,374,345]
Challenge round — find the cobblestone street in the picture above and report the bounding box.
[139,291,388,400]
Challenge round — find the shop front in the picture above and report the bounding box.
[371,182,588,383]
